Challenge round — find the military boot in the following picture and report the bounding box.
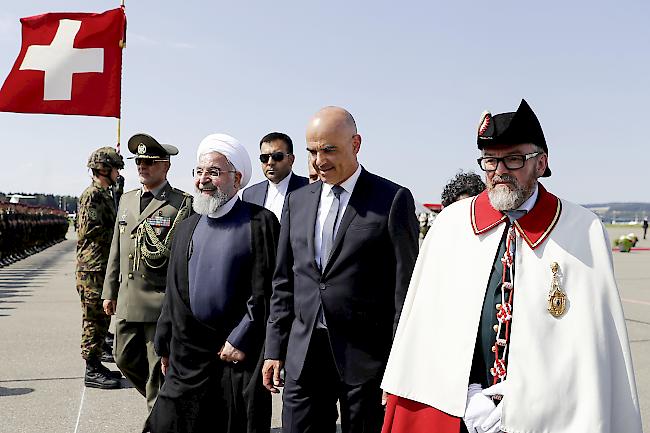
[101,350,115,363]
[101,332,115,363]
[96,361,122,380]
[85,358,120,389]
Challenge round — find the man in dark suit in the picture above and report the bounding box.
[263,107,419,433]
[242,132,308,222]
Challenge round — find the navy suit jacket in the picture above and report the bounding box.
[241,173,309,208]
[265,168,419,385]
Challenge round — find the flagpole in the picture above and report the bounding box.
[116,117,121,152]
[117,0,125,153]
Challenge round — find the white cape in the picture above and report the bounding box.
[381,197,642,433]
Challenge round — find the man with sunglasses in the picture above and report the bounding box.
[242,132,308,222]
[102,133,192,411]
[381,100,641,433]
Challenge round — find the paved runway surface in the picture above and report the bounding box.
[0,226,647,432]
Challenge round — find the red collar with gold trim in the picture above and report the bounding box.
[470,183,562,250]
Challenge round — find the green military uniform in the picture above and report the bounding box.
[102,134,192,410]
[76,179,117,360]
[77,146,124,389]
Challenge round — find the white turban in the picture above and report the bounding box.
[196,133,252,188]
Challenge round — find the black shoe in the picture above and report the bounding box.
[85,360,121,389]
[101,350,115,363]
[97,361,122,379]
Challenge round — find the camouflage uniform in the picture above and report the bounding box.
[76,179,117,360]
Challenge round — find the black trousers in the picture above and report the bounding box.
[145,360,271,433]
[282,330,384,433]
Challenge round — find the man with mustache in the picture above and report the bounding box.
[102,134,192,410]
[381,100,642,433]
[145,134,280,433]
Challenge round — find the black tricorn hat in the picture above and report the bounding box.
[477,99,551,177]
[127,133,179,160]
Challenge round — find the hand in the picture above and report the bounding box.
[103,299,117,315]
[218,341,246,363]
[382,391,388,406]
[463,383,495,433]
[262,359,284,393]
[480,381,507,433]
[161,356,169,376]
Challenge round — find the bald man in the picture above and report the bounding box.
[263,107,419,433]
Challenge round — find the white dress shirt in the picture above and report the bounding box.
[263,172,292,222]
[314,164,362,267]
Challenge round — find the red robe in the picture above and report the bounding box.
[382,394,460,433]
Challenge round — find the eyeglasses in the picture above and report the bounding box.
[477,152,541,172]
[259,152,291,163]
[193,167,237,178]
[135,158,166,166]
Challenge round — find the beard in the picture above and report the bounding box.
[487,174,536,211]
[192,185,231,215]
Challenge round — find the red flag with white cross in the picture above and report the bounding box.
[0,8,126,118]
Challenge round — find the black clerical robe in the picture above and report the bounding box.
[144,201,280,433]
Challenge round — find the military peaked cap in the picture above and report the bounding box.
[127,133,179,160]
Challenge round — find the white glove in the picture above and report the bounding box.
[463,383,495,433]
[480,381,507,433]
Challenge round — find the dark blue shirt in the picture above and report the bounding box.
[189,200,253,351]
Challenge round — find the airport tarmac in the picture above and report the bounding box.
[0,226,647,432]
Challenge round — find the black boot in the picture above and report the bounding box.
[85,358,121,389]
[102,332,115,363]
[95,360,122,380]
[101,350,115,363]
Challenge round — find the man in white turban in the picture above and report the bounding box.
[145,133,281,433]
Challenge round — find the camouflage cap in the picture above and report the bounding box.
[87,146,124,170]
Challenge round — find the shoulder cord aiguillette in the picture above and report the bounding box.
[133,200,190,271]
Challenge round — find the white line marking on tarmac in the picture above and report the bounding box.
[74,386,86,433]
[622,298,650,307]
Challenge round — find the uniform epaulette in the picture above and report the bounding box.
[172,188,192,198]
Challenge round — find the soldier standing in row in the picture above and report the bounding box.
[102,134,192,410]
[76,147,124,389]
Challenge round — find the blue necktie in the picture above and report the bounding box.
[320,185,344,269]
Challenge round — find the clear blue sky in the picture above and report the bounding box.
[0,0,647,204]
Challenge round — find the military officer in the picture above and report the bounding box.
[76,147,124,389]
[102,133,192,410]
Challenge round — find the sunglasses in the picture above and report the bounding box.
[259,152,291,163]
[135,158,166,166]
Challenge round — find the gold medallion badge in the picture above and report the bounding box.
[548,262,567,317]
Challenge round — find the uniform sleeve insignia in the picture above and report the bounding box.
[88,208,98,220]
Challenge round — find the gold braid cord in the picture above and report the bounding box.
[133,201,190,271]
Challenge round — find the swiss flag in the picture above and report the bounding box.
[0,8,126,118]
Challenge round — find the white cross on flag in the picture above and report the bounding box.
[0,8,125,118]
